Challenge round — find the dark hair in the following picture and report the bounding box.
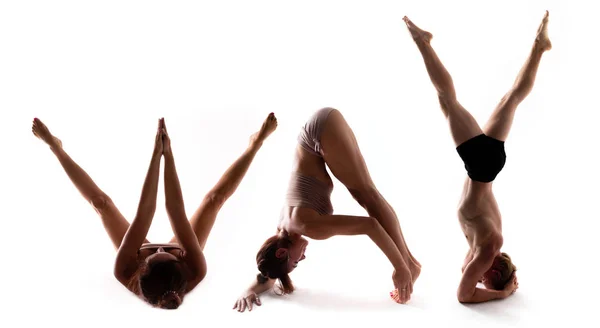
[488,252,517,290]
[256,233,295,295]
[128,260,189,309]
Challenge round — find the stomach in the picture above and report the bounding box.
[293,146,333,187]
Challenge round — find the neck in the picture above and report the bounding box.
[279,229,301,241]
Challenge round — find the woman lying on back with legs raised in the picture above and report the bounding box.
[233,108,421,312]
[33,113,277,309]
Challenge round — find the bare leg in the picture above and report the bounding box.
[319,109,421,282]
[403,16,483,146]
[31,118,146,249]
[170,113,278,250]
[483,11,552,141]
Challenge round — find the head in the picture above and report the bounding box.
[255,231,308,295]
[481,252,517,290]
[129,247,189,309]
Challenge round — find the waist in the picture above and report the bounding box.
[284,172,333,215]
[139,243,182,250]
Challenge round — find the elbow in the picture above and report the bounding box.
[457,296,469,304]
[197,267,207,282]
[90,194,114,213]
[113,266,129,286]
[457,290,473,304]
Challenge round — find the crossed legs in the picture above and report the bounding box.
[403,11,552,145]
[169,113,278,251]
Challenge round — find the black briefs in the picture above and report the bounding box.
[456,134,507,183]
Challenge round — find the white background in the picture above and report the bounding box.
[1,0,598,327]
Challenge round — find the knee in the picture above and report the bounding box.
[348,184,378,206]
[505,89,524,106]
[204,191,226,209]
[437,95,457,118]
[90,194,113,212]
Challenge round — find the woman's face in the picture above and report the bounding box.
[286,236,308,273]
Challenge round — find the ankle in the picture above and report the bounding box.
[49,144,62,154]
[249,140,263,152]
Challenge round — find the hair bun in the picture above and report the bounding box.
[160,291,182,310]
[256,272,269,284]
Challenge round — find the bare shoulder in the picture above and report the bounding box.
[475,233,503,256]
[182,252,207,293]
[183,267,207,294]
[114,254,140,286]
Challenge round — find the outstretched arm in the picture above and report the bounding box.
[304,215,408,269]
[233,277,276,312]
[114,121,163,284]
[161,120,206,286]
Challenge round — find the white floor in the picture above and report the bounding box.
[2,1,598,327]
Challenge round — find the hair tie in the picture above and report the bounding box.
[162,290,177,299]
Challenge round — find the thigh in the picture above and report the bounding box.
[482,94,519,142]
[319,109,374,190]
[169,196,221,251]
[91,196,141,250]
[440,97,485,147]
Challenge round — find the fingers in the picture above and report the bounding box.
[401,286,408,303]
[505,274,519,295]
[161,117,168,134]
[246,294,262,311]
[233,295,262,313]
[157,118,168,136]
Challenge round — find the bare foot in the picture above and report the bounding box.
[409,263,421,285]
[403,16,432,43]
[250,112,278,146]
[535,10,552,51]
[32,118,62,150]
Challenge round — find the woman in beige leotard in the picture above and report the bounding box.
[32,113,278,309]
[233,108,421,312]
